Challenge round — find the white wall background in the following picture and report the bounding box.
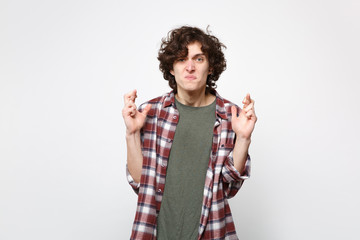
[1,0,359,239]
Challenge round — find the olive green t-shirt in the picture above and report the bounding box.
[156,97,216,240]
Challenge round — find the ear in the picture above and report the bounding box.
[170,69,174,76]
[208,68,213,75]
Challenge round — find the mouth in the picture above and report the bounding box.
[185,75,196,80]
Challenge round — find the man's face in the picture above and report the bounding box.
[170,41,211,95]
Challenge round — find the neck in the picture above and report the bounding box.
[175,88,215,107]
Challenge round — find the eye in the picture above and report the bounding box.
[196,57,204,62]
[177,58,185,62]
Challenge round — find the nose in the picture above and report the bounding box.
[186,60,195,71]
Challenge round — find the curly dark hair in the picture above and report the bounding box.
[158,26,227,94]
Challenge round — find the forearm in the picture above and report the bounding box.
[126,131,143,183]
[232,137,251,174]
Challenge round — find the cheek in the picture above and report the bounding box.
[171,64,182,76]
[202,67,210,76]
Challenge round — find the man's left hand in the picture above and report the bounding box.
[231,93,257,140]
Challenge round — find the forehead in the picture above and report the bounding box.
[186,41,204,54]
[176,41,206,59]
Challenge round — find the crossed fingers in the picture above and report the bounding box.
[123,89,138,117]
[242,93,256,120]
[124,89,137,104]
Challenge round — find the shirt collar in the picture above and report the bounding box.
[163,90,228,120]
[163,91,175,108]
[214,91,228,120]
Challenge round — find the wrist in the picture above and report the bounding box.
[126,130,141,139]
[235,136,251,144]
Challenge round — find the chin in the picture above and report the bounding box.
[183,87,205,93]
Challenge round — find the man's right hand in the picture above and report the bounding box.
[122,89,152,135]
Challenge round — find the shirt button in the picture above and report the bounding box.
[158,189,162,193]
[173,116,177,120]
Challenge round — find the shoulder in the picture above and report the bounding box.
[138,92,173,116]
[215,92,241,119]
[222,97,239,108]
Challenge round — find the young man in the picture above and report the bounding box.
[122,26,257,240]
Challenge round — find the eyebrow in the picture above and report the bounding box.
[191,53,206,58]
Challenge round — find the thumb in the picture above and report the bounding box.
[231,105,237,121]
[141,104,152,116]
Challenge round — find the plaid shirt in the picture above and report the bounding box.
[126,91,251,240]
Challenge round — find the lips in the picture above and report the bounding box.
[185,75,196,80]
